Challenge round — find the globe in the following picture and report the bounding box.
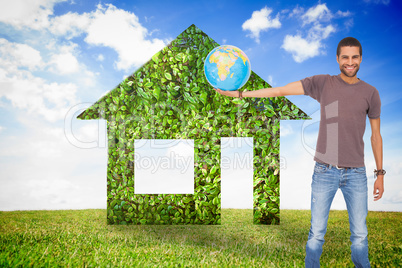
[204,45,251,91]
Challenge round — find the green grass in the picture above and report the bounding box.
[0,209,400,267]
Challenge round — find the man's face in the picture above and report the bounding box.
[336,46,362,78]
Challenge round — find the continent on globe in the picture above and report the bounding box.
[209,46,249,81]
[204,45,251,91]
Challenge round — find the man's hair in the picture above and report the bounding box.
[337,37,362,56]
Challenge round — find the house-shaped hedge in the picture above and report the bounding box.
[78,24,309,225]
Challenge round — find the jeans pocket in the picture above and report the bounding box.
[354,167,366,174]
[314,162,328,174]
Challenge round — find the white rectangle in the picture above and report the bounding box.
[134,139,194,194]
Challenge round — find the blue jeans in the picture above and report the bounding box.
[305,162,370,268]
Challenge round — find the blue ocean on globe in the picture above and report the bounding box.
[204,45,251,91]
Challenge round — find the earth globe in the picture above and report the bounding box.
[204,45,251,91]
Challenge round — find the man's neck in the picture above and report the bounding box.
[340,73,359,84]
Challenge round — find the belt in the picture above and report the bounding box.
[319,162,352,170]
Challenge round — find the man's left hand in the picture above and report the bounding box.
[373,175,384,201]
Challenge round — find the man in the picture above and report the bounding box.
[213,37,385,267]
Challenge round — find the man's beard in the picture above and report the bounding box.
[340,65,360,78]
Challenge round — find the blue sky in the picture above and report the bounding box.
[0,0,401,211]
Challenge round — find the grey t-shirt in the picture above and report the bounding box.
[301,74,381,167]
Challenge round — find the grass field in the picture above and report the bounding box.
[0,209,400,267]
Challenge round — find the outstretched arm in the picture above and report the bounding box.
[213,81,305,98]
[369,117,384,201]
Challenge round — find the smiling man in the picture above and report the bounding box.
[214,37,385,267]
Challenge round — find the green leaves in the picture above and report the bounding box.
[153,86,161,100]
[144,82,153,88]
[175,53,184,62]
[165,72,172,80]
[200,91,208,105]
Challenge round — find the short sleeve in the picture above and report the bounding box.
[300,75,328,103]
[368,89,381,119]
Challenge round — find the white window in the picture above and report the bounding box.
[134,139,194,194]
[221,137,253,209]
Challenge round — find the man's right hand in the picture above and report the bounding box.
[213,88,240,97]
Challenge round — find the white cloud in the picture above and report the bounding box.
[0,25,101,120]
[344,19,354,30]
[290,6,304,17]
[49,44,80,75]
[82,70,97,87]
[309,24,336,40]
[49,45,80,74]
[96,54,105,62]
[242,7,281,43]
[49,11,91,39]
[0,39,79,122]
[301,3,332,25]
[0,73,78,122]
[0,39,44,71]
[335,10,352,17]
[84,4,167,70]
[282,35,321,63]
[46,42,97,85]
[282,3,341,63]
[0,0,66,30]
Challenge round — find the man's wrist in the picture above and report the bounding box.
[374,168,386,177]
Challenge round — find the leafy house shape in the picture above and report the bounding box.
[78,24,309,225]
